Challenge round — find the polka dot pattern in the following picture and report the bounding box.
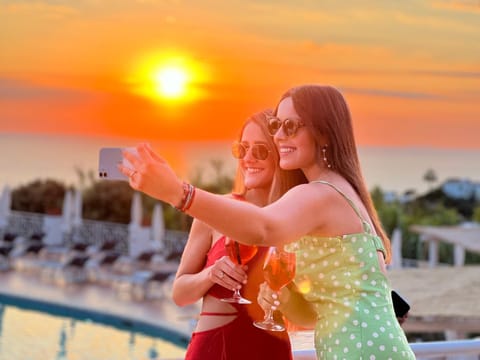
[286,233,415,359]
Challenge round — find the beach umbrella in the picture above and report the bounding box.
[0,186,11,229]
[151,203,165,251]
[130,192,142,228]
[0,185,11,217]
[129,193,152,257]
[61,190,73,233]
[72,188,83,227]
[390,227,403,269]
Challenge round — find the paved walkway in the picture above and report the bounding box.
[389,265,480,334]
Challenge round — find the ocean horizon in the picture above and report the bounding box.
[1,133,479,196]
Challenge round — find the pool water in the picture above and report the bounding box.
[0,295,188,360]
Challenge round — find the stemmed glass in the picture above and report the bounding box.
[221,239,258,304]
[254,246,296,331]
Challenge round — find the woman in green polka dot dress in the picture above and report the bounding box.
[280,180,415,359]
[256,85,415,359]
[121,84,415,360]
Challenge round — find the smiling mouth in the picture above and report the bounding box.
[279,146,296,156]
[245,167,263,174]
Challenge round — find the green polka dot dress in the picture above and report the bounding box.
[285,181,415,360]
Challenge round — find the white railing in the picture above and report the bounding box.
[292,339,480,360]
[411,339,480,359]
[4,210,188,256]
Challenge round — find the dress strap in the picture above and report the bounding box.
[310,180,373,234]
[199,311,238,316]
[231,193,245,201]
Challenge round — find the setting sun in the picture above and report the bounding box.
[127,51,210,104]
[154,66,188,99]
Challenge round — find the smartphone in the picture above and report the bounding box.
[391,290,410,318]
[98,147,136,180]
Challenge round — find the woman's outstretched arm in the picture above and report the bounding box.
[121,143,324,247]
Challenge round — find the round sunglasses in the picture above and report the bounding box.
[232,141,271,160]
[267,117,305,138]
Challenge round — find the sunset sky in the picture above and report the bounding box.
[1,0,479,148]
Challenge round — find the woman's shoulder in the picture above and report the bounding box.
[308,178,360,201]
[285,181,340,201]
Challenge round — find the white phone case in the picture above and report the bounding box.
[98,147,135,180]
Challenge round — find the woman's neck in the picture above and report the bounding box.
[303,165,334,183]
[244,188,270,207]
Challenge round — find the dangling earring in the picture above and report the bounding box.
[322,145,332,169]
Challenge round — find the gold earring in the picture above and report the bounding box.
[322,145,332,168]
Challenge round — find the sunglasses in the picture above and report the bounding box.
[232,142,271,160]
[267,117,305,138]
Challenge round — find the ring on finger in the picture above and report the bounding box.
[218,270,224,279]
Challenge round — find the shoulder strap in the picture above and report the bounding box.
[310,180,373,234]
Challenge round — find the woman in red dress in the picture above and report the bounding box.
[171,110,304,360]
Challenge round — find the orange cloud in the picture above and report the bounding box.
[1,1,479,149]
[431,0,480,12]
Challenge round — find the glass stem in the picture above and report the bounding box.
[264,308,274,322]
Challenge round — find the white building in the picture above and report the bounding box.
[442,178,480,201]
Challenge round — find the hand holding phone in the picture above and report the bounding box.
[98,147,137,181]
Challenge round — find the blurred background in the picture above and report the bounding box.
[1,0,479,190]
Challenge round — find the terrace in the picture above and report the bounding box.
[1,188,480,359]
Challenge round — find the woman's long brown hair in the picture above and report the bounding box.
[276,85,391,263]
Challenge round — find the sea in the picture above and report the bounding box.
[1,133,479,196]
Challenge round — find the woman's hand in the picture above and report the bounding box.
[257,282,290,313]
[258,282,317,330]
[119,143,184,207]
[209,256,248,291]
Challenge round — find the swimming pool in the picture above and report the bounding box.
[0,293,189,360]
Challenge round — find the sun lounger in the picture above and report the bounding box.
[40,253,91,286]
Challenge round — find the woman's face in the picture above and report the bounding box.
[239,122,276,191]
[274,97,317,171]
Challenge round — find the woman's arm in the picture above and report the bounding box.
[122,143,325,247]
[172,219,214,306]
[172,219,248,306]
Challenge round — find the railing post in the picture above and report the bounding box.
[453,244,466,266]
[425,235,439,268]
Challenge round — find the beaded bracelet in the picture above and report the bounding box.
[183,184,196,211]
[174,182,196,212]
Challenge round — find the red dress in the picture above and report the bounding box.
[184,236,293,360]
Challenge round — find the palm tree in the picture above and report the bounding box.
[423,168,438,191]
